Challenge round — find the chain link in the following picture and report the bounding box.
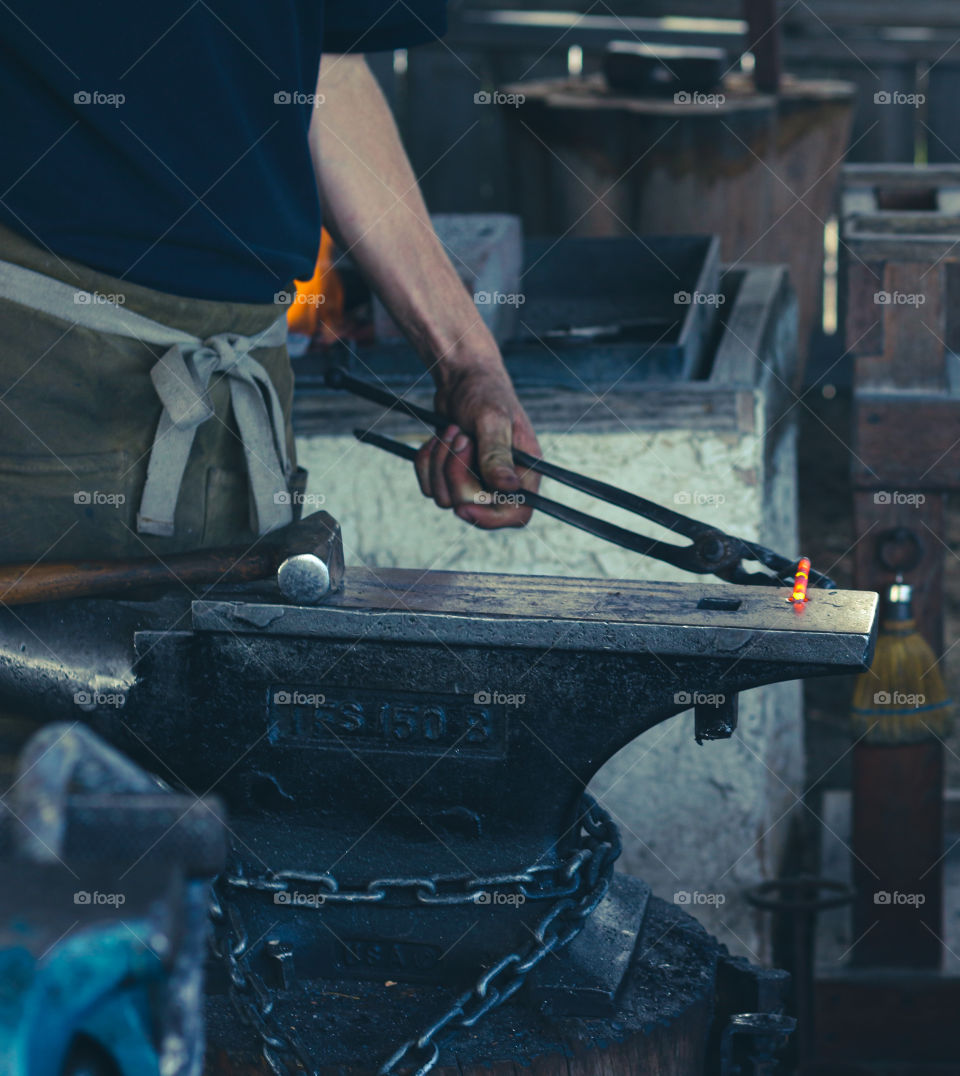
[225,861,583,907]
[208,795,620,1076]
[210,884,321,1075]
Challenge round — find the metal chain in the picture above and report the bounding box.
[225,857,586,907]
[210,884,321,1076]
[378,795,621,1076]
[208,795,621,1076]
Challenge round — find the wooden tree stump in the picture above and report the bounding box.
[205,895,721,1076]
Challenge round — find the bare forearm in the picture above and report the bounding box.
[309,54,542,529]
[308,54,499,380]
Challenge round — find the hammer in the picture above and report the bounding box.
[0,510,344,607]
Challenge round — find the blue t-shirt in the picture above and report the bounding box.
[0,2,446,301]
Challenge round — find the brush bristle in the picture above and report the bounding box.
[851,620,953,744]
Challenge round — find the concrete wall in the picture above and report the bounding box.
[293,388,801,961]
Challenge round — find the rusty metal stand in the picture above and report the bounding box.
[746,877,855,1073]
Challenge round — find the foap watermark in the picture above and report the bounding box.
[273,690,326,707]
[74,290,126,306]
[74,490,125,507]
[674,890,726,906]
[474,689,525,708]
[74,890,126,906]
[274,490,326,507]
[874,290,925,307]
[274,90,325,107]
[474,290,525,307]
[274,289,325,307]
[674,490,725,507]
[873,491,925,506]
[74,90,125,108]
[474,490,526,507]
[275,890,325,907]
[874,90,925,108]
[873,691,926,707]
[674,691,725,708]
[474,89,525,108]
[74,690,127,709]
[874,890,926,906]
[473,889,526,907]
[673,90,725,108]
[674,290,725,307]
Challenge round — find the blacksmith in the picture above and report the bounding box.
[0,1,541,564]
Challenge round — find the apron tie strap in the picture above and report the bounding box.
[138,323,291,536]
[0,258,293,537]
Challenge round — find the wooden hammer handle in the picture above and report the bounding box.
[0,547,280,606]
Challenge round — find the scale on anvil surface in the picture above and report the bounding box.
[0,530,877,1073]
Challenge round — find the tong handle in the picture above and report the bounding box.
[338,370,837,589]
[354,429,742,575]
[331,368,706,541]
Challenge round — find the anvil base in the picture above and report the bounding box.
[204,887,785,1075]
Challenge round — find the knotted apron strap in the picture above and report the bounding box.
[137,324,291,537]
[0,258,293,537]
[221,335,294,535]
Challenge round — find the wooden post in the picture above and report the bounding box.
[851,740,944,967]
[744,0,781,94]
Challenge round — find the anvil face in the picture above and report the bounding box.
[0,569,877,987]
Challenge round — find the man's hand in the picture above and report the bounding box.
[414,359,541,529]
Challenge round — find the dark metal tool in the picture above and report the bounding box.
[328,368,836,589]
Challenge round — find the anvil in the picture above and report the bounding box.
[0,567,877,1010]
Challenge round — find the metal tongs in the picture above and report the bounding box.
[329,369,836,590]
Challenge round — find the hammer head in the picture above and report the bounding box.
[268,510,344,604]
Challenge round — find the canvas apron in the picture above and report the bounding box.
[0,220,305,564]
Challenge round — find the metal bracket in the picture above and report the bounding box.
[695,692,740,744]
[526,873,650,1016]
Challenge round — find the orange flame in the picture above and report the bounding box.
[287,228,344,342]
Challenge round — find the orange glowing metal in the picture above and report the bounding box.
[790,556,811,605]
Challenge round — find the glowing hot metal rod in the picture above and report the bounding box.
[790,556,812,605]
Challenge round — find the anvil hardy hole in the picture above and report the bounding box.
[697,596,742,612]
